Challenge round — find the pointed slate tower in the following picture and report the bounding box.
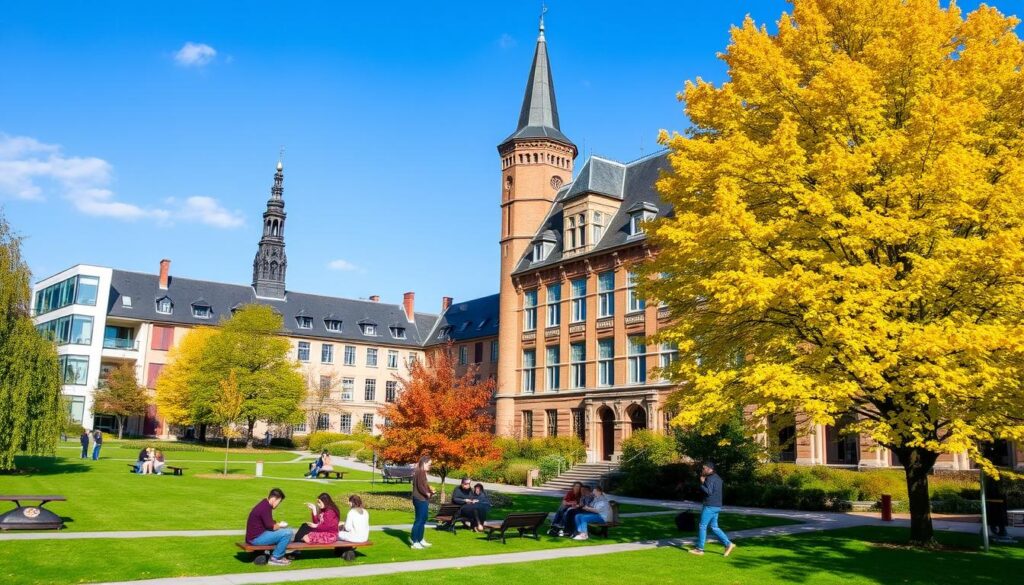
[252,160,288,299]
[494,13,577,435]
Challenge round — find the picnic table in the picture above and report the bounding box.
[0,495,66,531]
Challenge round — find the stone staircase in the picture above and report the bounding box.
[539,462,620,491]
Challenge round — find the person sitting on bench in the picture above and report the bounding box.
[571,485,612,541]
[133,447,151,474]
[467,483,492,532]
[246,488,294,566]
[559,484,594,537]
[306,451,332,478]
[550,481,583,534]
[338,495,371,543]
[293,492,340,544]
[152,450,166,475]
[452,477,475,527]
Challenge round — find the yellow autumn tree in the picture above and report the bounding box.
[154,327,217,427]
[640,0,1024,544]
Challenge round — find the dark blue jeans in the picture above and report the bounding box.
[92,444,101,460]
[411,499,429,543]
[80,445,88,459]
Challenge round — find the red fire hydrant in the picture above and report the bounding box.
[881,494,893,521]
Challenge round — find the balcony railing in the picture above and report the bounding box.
[103,337,138,351]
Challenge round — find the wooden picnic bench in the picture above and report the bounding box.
[126,464,187,476]
[586,500,621,538]
[0,495,67,531]
[433,503,463,534]
[482,512,548,544]
[236,540,372,563]
[381,465,415,484]
[306,463,346,480]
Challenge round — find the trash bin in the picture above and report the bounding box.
[881,494,892,521]
[255,460,264,478]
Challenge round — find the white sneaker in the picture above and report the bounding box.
[572,534,588,541]
[420,540,432,547]
[411,542,424,549]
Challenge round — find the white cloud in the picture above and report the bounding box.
[498,33,516,49]
[0,132,241,227]
[174,42,217,67]
[327,259,359,271]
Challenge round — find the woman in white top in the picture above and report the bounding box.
[338,494,371,543]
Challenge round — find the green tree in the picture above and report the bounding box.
[0,212,63,471]
[200,305,305,447]
[214,371,244,474]
[154,327,218,438]
[92,363,150,439]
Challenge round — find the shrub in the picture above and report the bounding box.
[459,459,506,483]
[503,458,539,485]
[621,430,677,473]
[291,434,310,450]
[674,412,761,485]
[118,440,209,452]
[537,454,570,483]
[324,441,363,457]
[354,447,374,464]
[269,437,294,449]
[308,432,348,453]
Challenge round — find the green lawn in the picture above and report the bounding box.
[0,514,791,584]
[300,527,1023,585]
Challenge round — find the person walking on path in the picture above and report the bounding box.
[410,455,435,550]
[79,430,90,459]
[91,429,103,460]
[690,461,736,557]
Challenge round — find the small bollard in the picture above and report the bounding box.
[526,468,540,488]
[255,460,264,478]
[881,494,892,521]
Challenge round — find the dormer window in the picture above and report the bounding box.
[156,297,173,315]
[628,202,659,236]
[192,305,212,319]
[296,316,313,329]
[390,326,406,339]
[592,211,606,244]
[438,326,452,340]
[532,231,557,263]
[121,296,133,308]
[361,323,377,336]
[324,319,342,332]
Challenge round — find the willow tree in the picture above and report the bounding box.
[640,0,1024,545]
[0,212,62,470]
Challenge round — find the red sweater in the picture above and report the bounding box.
[245,499,275,543]
[305,508,340,544]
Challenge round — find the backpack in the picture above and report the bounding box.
[675,510,695,532]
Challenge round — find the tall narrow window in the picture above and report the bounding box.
[319,375,332,391]
[628,336,647,384]
[341,378,354,401]
[592,211,605,244]
[364,379,376,401]
[385,380,398,403]
[546,283,561,327]
[570,342,586,389]
[567,217,577,249]
[321,343,334,364]
[659,342,679,370]
[598,338,614,386]
[570,278,586,323]
[545,346,560,391]
[522,350,536,393]
[459,345,469,365]
[366,348,378,367]
[344,345,356,366]
[546,409,558,437]
[297,341,310,362]
[576,213,587,248]
[490,341,499,363]
[598,271,615,317]
[523,410,534,439]
[362,413,375,431]
[339,413,352,434]
[627,271,645,312]
[523,289,538,331]
[387,350,399,369]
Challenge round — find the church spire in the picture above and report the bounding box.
[252,160,288,299]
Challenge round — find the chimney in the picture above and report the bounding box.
[441,296,453,313]
[403,291,415,322]
[158,259,171,290]
[369,295,380,303]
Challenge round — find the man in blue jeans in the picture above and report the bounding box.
[79,430,90,459]
[690,461,736,557]
[91,430,103,460]
[246,488,294,566]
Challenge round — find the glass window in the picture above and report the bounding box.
[296,316,313,329]
[659,342,679,370]
[325,320,342,332]
[339,413,352,434]
[316,414,330,430]
[362,413,375,431]
[630,213,643,236]
[293,421,306,433]
[523,410,534,439]
[385,380,398,402]
[319,375,332,391]
[577,213,587,248]
[489,341,499,363]
[364,379,376,401]
[76,275,99,306]
[321,343,334,364]
[387,350,399,369]
[566,217,577,249]
[192,305,212,319]
[344,345,356,366]
[297,341,310,362]
[60,355,89,385]
[390,326,406,339]
[598,338,614,386]
[121,296,132,308]
[598,271,615,317]
[546,284,561,327]
[523,289,538,331]
[570,342,586,389]
[628,336,647,384]
[362,323,376,336]
[409,351,417,366]
[627,271,645,312]
[35,275,100,316]
[341,378,354,401]
[545,346,560,391]
[571,278,586,323]
[156,297,172,314]
[66,395,86,424]
[522,350,536,393]
[366,348,378,367]
[592,211,605,244]
[546,409,558,437]
[459,345,469,365]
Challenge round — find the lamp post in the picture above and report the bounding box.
[979,467,989,553]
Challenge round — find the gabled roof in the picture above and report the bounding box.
[423,294,500,346]
[563,156,626,201]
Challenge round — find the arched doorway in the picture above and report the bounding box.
[598,406,615,461]
[627,404,647,432]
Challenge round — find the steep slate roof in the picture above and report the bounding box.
[500,22,574,150]
[106,270,436,348]
[513,150,672,275]
[422,294,500,345]
[563,156,627,201]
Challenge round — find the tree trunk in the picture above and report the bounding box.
[116,416,124,439]
[199,423,207,443]
[246,418,256,449]
[899,446,939,546]
[223,436,230,475]
[439,468,448,503]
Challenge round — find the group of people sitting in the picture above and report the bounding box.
[245,488,372,566]
[548,481,613,540]
[449,477,492,532]
[132,447,166,474]
[305,451,334,478]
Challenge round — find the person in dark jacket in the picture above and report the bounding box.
[690,461,735,557]
[91,429,103,460]
[451,477,476,528]
[79,431,90,459]
[410,455,435,549]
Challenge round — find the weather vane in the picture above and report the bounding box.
[540,2,547,30]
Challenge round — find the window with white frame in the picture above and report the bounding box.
[592,211,605,244]
[570,278,586,323]
[364,378,376,401]
[319,375,332,391]
[598,338,614,386]
[566,217,577,249]
[459,345,469,365]
[293,421,306,433]
[321,343,334,364]
[387,350,399,369]
[297,341,310,362]
[523,289,538,331]
[490,340,499,363]
[385,380,397,402]
[339,413,352,434]
[628,336,647,384]
[316,413,330,431]
[362,413,374,431]
[296,316,313,329]
[522,349,536,393]
[408,351,417,366]
[627,271,645,312]
[629,205,657,236]
[344,345,356,366]
[366,348,378,367]
[576,213,587,248]
[156,297,173,314]
[192,304,212,319]
[659,341,679,370]
[598,271,615,317]
[341,377,354,401]
[570,342,586,389]
[390,326,406,339]
[545,346,560,391]
[325,319,342,332]
[361,323,376,336]
[546,283,561,327]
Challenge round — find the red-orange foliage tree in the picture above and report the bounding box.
[378,344,499,501]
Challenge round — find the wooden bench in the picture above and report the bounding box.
[235,540,372,563]
[306,463,346,480]
[483,512,548,544]
[433,503,463,534]
[382,465,415,484]
[126,464,187,476]
[587,501,621,538]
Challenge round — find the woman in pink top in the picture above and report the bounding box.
[293,492,340,544]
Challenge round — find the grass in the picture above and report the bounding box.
[296,527,1023,585]
[0,513,791,584]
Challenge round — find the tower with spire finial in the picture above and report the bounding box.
[252,159,288,299]
[494,11,577,435]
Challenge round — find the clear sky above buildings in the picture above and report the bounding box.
[1,0,1009,311]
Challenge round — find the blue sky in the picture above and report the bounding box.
[1,0,1011,313]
